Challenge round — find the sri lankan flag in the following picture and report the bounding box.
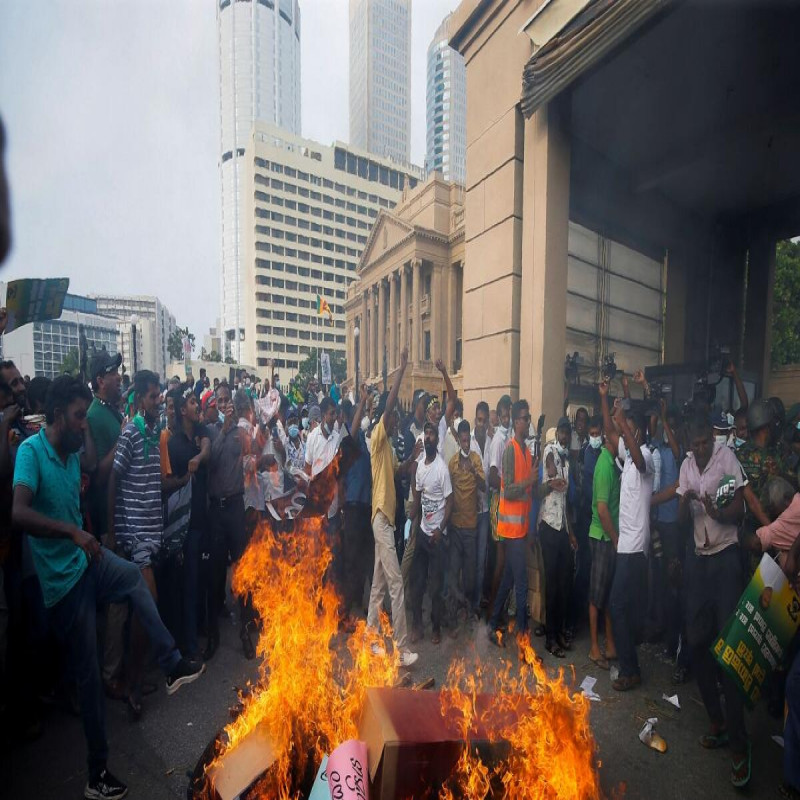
[316,294,333,321]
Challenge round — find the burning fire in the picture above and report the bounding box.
[439,640,603,800]
[202,453,605,799]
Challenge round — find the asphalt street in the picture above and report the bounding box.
[1,607,787,800]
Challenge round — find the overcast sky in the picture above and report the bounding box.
[0,0,460,348]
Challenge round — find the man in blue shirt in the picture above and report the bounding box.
[12,376,204,800]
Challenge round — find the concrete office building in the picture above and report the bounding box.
[449,0,800,423]
[239,122,424,375]
[90,294,176,378]
[218,0,302,361]
[426,13,467,185]
[344,174,465,406]
[349,0,412,164]
[0,294,118,379]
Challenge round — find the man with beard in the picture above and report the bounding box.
[87,352,123,541]
[0,360,30,420]
[12,376,203,800]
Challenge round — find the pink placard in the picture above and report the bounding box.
[327,739,369,800]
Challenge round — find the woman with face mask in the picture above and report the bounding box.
[285,413,305,471]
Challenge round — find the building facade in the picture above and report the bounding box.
[90,294,176,378]
[449,0,798,422]
[240,122,424,377]
[349,0,412,164]
[426,13,467,185]
[218,0,302,361]
[344,174,465,406]
[0,294,118,379]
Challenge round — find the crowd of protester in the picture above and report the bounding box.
[1,345,800,798]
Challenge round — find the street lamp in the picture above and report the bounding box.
[354,325,360,395]
[130,314,139,375]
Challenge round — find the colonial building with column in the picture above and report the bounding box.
[344,174,465,406]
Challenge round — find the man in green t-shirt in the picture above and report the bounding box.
[588,436,620,669]
[86,351,123,541]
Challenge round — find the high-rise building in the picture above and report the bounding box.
[426,13,466,185]
[90,294,177,378]
[0,294,118,379]
[349,0,411,164]
[218,0,302,361]
[239,122,424,376]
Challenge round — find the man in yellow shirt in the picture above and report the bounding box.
[366,347,420,667]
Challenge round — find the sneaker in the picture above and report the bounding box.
[84,769,128,800]
[166,658,206,696]
[398,650,419,667]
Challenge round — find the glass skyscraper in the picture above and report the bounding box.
[349,0,411,165]
[425,13,466,186]
[217,0,302,361]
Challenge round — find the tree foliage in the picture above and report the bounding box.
[771,239,800,366]
[59,348,81,377]
[168,326,195,361]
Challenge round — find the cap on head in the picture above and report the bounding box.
[712,411,732,431]
[90,351,122,380]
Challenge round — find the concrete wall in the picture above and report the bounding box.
[769,365,800,406]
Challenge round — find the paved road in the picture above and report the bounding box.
[1,608,786,800]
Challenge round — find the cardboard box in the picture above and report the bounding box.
[358,687,512,800]
[205,723,277,800]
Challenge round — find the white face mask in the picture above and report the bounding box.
[715,435,728,446]
[460,447,470,458]
[557,442,568,456]
[589,435,602,449]
[498,423,509,436]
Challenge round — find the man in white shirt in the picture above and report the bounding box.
[409,422,453,644]
[539,417,577,657]
[600,382,654,691]
[471,401,493,610]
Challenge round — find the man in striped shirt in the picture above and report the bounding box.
[107,370,178,720]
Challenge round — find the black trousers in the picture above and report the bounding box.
[539,522,573,641]
[410,532,447,632]
[203,495,249,638]
[342,502,374,615]
[686,545,747,752]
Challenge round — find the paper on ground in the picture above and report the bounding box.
[580,675,601,702]
[662,693,681,709]
[639,717,658,744]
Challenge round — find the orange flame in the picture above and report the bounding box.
[439,638,604,800]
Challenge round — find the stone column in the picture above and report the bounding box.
[431,264,443,363]
[389,271,398,372]
[446,262,456,372]
[411,257,422,366]
[372,285,379,378]
[400,265,409,357]
[519,98,571,424]
[377,278,386,379]
[360,290,368,379]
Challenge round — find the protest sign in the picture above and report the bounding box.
[320,351,331,386]
[1,277,70,334]
[713,553,800,707]
[327,739,368,800]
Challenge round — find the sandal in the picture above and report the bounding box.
[534,625,545,638]
[546,641,565,659]
[589,654,610,670]
[730,742,751,788]
[557,634,573,652]
[127,694,142,723]
[699,730,729,749]
[431,630,441,645]
[612,674,641,692]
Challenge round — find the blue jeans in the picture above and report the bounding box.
[474,511,490,609]
[609,552,647,679]
[786,648,800,790]
[489,537,528,637]
[48,548,181,779]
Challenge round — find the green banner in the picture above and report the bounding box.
[713,553,800,707]
[2,277,70,334]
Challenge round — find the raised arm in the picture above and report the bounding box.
[598,380,620,454]
[435,358,457,428]
[660,398,680,461]
[382,347,408,429]
[725,361,749,412]
[616,405,646,473]
[350,385,369,446]
[621,373,631,400]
